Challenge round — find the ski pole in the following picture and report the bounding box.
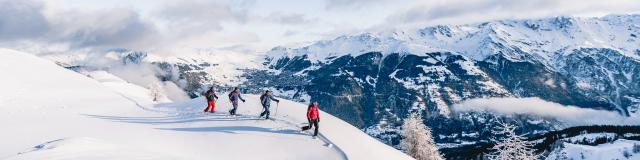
[275,102,279,116]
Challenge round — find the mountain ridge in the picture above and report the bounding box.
[31,14,640,159]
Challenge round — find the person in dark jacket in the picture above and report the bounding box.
[203,86,218,113]
[302,102,320,136]
[259,90,280,119]
[228,87,245,115]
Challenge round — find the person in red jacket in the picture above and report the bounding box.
[303,102,320,136]
[203,86,218,113]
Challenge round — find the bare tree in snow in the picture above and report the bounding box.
[149,82,163,102]
[487,121,540,160]
[400,112,443,160]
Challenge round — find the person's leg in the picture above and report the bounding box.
[302,118,312,130]
[313,119,319,136]
[204,100,212,112]
[231,103,238,115]
[260,104,266,117]
[264,105,270,119]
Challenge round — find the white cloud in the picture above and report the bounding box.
[0,0,49,41]
[0,0,160,50]
[50,8,160,49]
[383,0,640,28]
[0,0,639,56]
[152,0,252,36]
[324,0,390,10]
[263,12,316,25]
[108,63,189,101]
[452,97,640,126]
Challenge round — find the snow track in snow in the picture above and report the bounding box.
[0,48,411,160]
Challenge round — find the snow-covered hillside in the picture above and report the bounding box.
[547,134,640,160]
[0,48,412,160]
[19,14,640,159]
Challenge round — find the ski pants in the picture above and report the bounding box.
[306,118,319,136]
[204,100,216,113]
[260,104,271,119]
[229,102,239,115]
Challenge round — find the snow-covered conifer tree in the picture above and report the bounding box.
[400,112,443,160]
[487,121,540,160]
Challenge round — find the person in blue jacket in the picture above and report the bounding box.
[259,90,280,119]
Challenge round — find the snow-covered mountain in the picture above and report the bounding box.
[0,48,412,160]
[246,14,640,157]
[30,14,640,159]
[264,14,640,116]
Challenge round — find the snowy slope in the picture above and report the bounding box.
[0,48,178,159]
[82,70,173,106]
[547,139,640,160]
[0,49,412,160]
[155,95,413,160]
[545,132,640,160]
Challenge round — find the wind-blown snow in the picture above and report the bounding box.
[44,49,191,101]
[0,48,412,160]
[82,70,173,106]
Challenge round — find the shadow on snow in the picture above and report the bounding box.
[82,113,305,136]
[157,126,305,135]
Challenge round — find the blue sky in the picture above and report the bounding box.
[2,0,640,56]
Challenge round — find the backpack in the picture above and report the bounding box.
[229,92,237,101]
[205,91,214,100]
[260,94,270,105]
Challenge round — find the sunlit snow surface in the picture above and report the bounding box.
[0,49,411,160]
